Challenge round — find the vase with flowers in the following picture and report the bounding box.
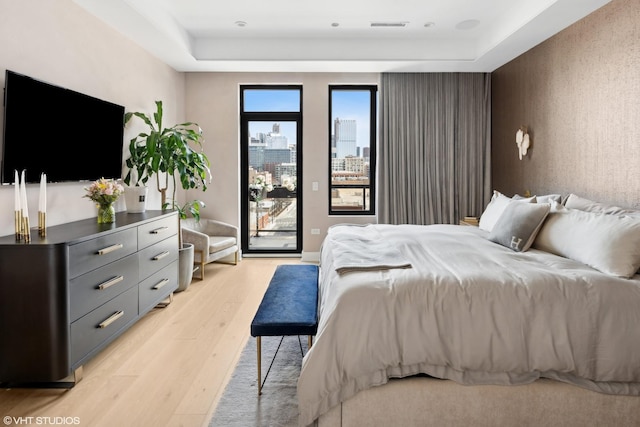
[84,178,124,224]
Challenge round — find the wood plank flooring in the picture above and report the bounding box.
[0,258,299,427]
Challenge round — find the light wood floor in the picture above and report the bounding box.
[0,258,300,427]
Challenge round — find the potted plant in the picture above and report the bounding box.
[171,199,206,291]
[125,100,212,290]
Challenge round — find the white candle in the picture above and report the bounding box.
[43,173,47,214]
[14,170,20,212]
[20,170,28,219]
[39,173,43,212]
[39,173,47,213]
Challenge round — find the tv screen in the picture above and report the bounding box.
[1,70,125,184]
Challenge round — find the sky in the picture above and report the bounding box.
[244,88,373,148]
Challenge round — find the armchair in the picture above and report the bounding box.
[181,218,239,280]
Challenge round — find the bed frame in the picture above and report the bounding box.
[316,377,640,426]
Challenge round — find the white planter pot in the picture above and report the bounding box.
[124,186,148,213]
[177,243,195,292]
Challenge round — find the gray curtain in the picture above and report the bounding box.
[378,73,491,225]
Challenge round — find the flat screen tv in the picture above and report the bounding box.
[1,70,125,184]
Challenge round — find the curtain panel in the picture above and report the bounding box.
[379,73,491,225]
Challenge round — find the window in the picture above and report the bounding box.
[328,85,377,215]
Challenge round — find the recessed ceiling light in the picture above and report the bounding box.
[424,22,435,28]
[331,22,340,27]
[235,21,247,27]
[455,19,480,30]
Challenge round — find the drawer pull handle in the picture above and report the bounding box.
[98,275,124,290]
[98,310,124,329]
[153,279,170,290]
[153,251,170,261]
[151,226,169,234]
[97,243,123,255]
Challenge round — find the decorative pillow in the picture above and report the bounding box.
[533,203,640,278]
[512,193,535,201]
[536,194,562,204]
[489,202,550,252]
[564,193,639,216]
[479,191,535,232]
[513,193,562,204]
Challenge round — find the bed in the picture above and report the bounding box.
[298,193,640,426]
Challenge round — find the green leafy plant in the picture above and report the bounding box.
[124,100,212,245]
[124,100,211,206]
[177,199,206,221]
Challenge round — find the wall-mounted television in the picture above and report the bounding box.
[1,70,125,184]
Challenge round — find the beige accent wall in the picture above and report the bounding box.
[0,0,185,237]
[185,73,379,256]
[491,0,640,209]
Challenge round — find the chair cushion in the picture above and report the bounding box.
[209,236,237,253]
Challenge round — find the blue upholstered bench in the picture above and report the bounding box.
[250,264,319,394]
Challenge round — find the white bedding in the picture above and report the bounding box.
[297,224,640,426]
[327,223,412,274]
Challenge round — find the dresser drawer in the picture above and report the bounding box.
[68,228,137,279]
[138,215,178,250]
[69,254,139,322]
[139,261,178,315]
[138,235,178,281]
[70,285,138,366]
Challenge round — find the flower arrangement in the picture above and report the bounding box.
[249,175,273,202]
[282,176,297,192]
[84,178,124,206]
[251,175,273,192]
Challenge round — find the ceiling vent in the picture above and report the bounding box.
[370,22,408,27]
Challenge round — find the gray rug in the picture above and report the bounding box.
[209,335,308,427]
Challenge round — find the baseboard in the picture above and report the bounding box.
[301,251,320,263]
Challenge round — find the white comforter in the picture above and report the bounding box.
[297,224,640,426]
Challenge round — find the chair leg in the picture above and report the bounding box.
[195,249,205,280]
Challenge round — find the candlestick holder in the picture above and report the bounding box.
[15,211,21,241]
[20,215,30,243]
[38,211,47,237]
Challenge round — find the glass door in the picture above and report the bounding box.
[240,86,302,255]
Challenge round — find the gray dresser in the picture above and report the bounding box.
[0,210,178,385]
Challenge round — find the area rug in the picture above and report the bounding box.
[209,335,308,427]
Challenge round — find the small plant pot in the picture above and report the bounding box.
[124,186,148,213]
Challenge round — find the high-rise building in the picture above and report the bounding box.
[334,118,357,159]
[265,122,288,149]
[249,142,267,170]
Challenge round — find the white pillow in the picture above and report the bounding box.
[479,191,535,232]
[513,193,562,204]
[536,194,562,204]
[564,193,636,215]
[533,203,640,278]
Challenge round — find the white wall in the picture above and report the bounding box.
[0,0,185,237]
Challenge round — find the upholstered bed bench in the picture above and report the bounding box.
[250,264,319,394]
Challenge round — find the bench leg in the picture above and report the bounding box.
[257,335,286,395]
[257,336,262,395]
[308,335,313,348]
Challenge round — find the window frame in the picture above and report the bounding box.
[240,84,303,255]
[328,85,377,216]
